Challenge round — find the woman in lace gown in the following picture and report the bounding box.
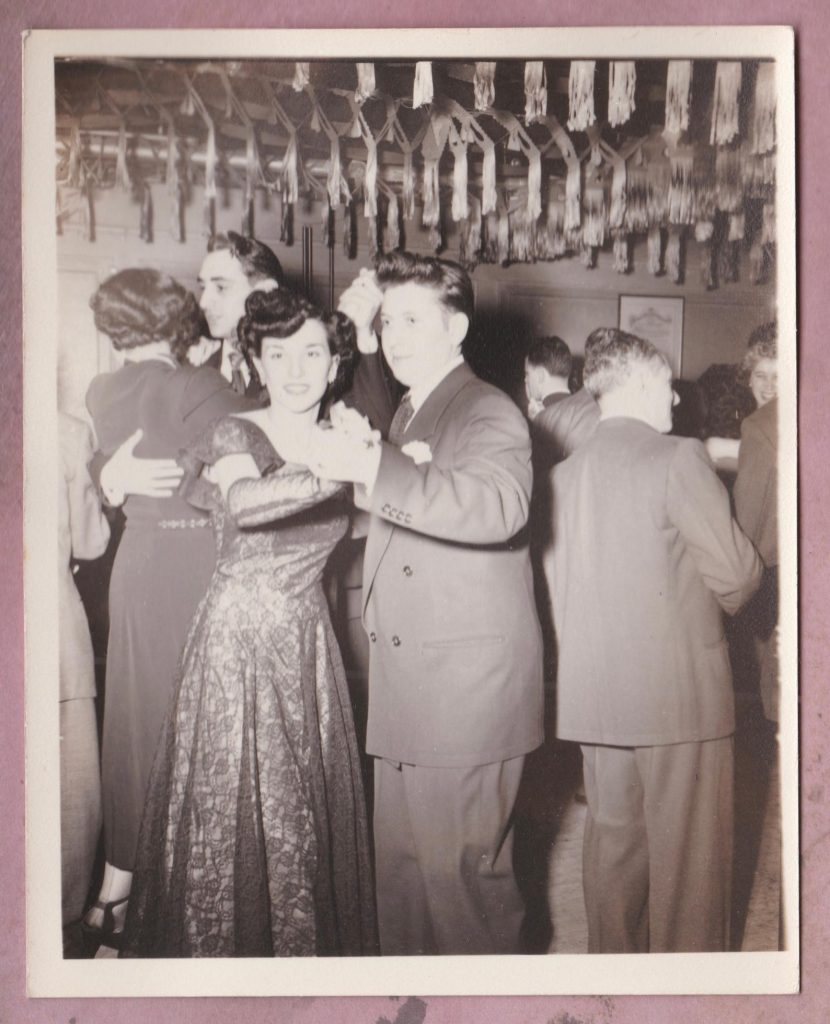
[121,289,377,958]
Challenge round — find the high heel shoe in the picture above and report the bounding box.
[81,895,130,950]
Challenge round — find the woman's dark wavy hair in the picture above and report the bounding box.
[238,288,357,402]
[89,268,202,362]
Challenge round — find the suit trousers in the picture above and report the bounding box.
[580,736,734,953]
[373,755,526,955]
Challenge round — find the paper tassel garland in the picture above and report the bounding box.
[666,227,683,283]
[355,63,376,105]
[481,142,497,216]
[710,62,742,146]
[565,160,581,232]
[665,61,692,135]
[449,128,469,221]
[567,61,596,132]
[474,62,496,111]
[752,63,776,155]
[292,63,310,93]
[647,224,663,275]
[364,139,378,219]
[668,151,695,225]
[524,62,547,124]
[385,194,400,251]
[402,150,416,220]
[413,62,434,109]
[608,62,636,128]
[612,232,630,274]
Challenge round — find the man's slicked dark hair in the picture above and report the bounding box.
[526,336,572,378]
[208,231,285,287]
[374,251,474,323]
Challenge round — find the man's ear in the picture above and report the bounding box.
[448,311,469,349]
[251,278,279,294]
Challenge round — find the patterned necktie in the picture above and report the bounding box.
[388,393,414,447]
[228,348,247,396]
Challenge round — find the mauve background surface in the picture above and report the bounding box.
[3,3,825,1021]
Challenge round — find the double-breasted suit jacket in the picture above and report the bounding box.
[359,362,544,768]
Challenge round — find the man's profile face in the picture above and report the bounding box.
[379,282,467,390]
[197,249,254,342]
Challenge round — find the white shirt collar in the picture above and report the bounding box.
[407,354,465,414]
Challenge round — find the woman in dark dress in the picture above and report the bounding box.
[83,269,250,945]
[121,288,376,957]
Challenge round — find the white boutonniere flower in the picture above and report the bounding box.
[401,440,433,465]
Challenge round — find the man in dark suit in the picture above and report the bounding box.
[543,328,762,953]
[309,252,544,955]
[524,335,574,420]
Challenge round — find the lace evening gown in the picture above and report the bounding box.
[121,416,377,957]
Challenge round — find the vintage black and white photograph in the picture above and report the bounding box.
[22,27,797,996]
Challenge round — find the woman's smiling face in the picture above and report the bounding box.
[253,320,338,414]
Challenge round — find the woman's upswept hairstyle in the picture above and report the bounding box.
[583,327,669,400]
[741,322,778,380]
[238,288,357,401]
[374,251,474,323]
[89,268,202,361]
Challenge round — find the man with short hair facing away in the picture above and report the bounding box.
[529,337,600,468]
[309,252,544,955]
[543,328,762,953]
[524,335,573,420]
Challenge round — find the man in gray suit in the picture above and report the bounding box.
[543,328,762,953]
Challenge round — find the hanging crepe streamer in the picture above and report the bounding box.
[243,126,260,235]
[609,160,627,230]
[700,240,716,289]
[667,227,683,283]
[327,136,342,209]
[749,238,767,285]
[166,123,184,243]
[139,182,153,243]
[526,150,542,223]
[68,125,82,187]
[343,201,356,259]
[718,239,740,283]
[728,211,745,242]
[203,117,217,238]
[509,210,535,264]
[546,195,567,257]
[710,62,742,146]
[280,196,294,246]
[580,243,596,269]
[449,129,469,222]
[567,61,596,132]
[582,182,606,248]
[624,163,649,234]
[363,140,378,219]
[565,160,581,232]
[282,134,299,205]
[481,142,497,216]
[715,148,743,212]
[482,211,500,263]
[497,205,510,265]
[385,193,400,251]
[524,62,547,124]
[321,203,333,248]
[422,159,441,228]
[612,232,630,273]
[413,62,434,109]
[355,63,376,105]
[647,224,664,275]
[474,62,496,111]
[645,159,669,227]
[83,179,95,242]
[695,219,715,243]
[292,62,310,93]
[402,150,416,220]
[761,201,776,246]
[668,152,695,225]
[665,61,693,135]
[115,123,132,191]
[692,153,718,223]
[466,195,483,260]
[367,214,379,259]
[752,63,776,155]
[608,61,637,128]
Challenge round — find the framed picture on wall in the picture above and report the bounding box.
[618,294,685,376]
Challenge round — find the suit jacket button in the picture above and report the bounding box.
[403,565,413,576]
[392,635,401,646]
[369,632,377,642]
